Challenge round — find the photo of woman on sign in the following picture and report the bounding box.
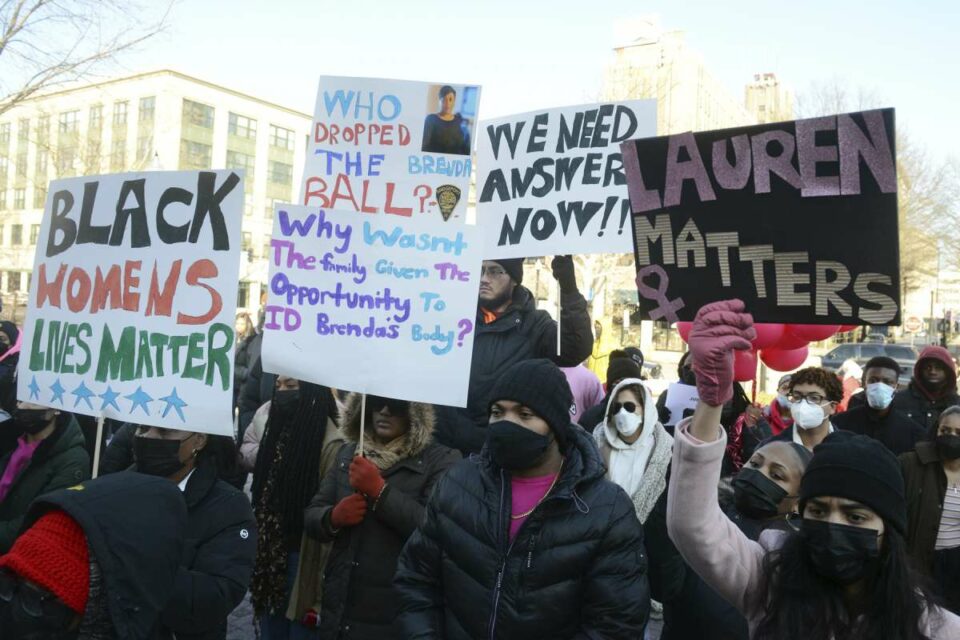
[421,85,473,155]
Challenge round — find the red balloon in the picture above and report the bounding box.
[787,324,841,342]
[839,324,858,332]
[734,349,758,382]
[751,323,785,350]
[776,331,810,350]
[760,346,810,372]
[676,321,693,342]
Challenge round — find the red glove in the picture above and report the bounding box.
[330,493,367,529]
[349,456,385,497]
[688,300,756,407]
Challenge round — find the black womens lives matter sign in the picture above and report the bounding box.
[621,109,899,325]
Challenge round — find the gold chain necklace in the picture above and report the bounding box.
[511,458,564,520]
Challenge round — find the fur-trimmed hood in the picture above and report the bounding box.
[339,393,436,464]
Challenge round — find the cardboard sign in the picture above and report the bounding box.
[260,205,482,407]
[622,109,899,325]
[477,100,656,258]
[18,171,244,435]
[301,76,481,224]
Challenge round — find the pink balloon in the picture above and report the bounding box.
[676,321,693,342]
[734,348,758,382]
[776,331,810,350]
[751,323,785,350]
[787,324,841,342]
[760,345,810,372]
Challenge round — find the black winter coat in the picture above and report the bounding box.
[23,472,188,640]
[238,356,276,437]
[832,405,927,455]
[157,459,257,640]
[234,332,262,403]
[395,424,650,639]
[433,286,593,455]
[891,381,960,433]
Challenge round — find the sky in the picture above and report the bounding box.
[122,0,958,162]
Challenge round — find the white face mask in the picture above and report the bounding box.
[776,393,791,409]
[790,401,827,430]
[612,408,643,437]
[866,382,895,410]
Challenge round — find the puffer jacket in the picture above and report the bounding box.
[433,285,593,455]
[891,346,960,432]
[394,423,650,639]
[304,395,459,640]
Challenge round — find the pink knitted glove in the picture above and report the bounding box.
[688,300,756,407]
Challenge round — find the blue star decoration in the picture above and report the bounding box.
[125,386,153,416]
[70,381,96,411]
[98,386,121,413]
[159,387,188,422]
[49,379,66,404]
[28,377,40,401]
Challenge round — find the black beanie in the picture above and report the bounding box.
[799,432,907,534]
[491,258,524,285]
[607,352,643,387]
[488,359,573,448]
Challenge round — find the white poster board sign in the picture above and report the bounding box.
[663,382,700,427]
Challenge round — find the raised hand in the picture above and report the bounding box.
[688,300,756,407]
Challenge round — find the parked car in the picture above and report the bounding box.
[820,343,918,387]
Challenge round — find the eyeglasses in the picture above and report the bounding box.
[610,401,640,414]
[787,392,829,405]
[368,396,409,416]
[480,266,507,278]
[0,568,74,623]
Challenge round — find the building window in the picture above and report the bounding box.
[241,232,252,252]
[11,224,22,244]
[262,242,271,259]
[37,115,50,144]
[7,272,20,293]
[136,135,153,163]
[228,113,257,139]
[179,140,212,170]
[57,147,76,176]
[89,105,103,130]
[139,97,156,122]
[29,224,40,245]
[0,124,9,145]
[226,150,255,179]
[0,156,7,182]
[0,192,5,209]
[237,282,250,309]
[17,119,28,142]
[35,149,48,177]
[113,101,128,127]
[32,186,45,209]
[269,125,295,151]
[110,139,126,172]
[0,224,3,241]
[15,151,27,177]
[13,189,24,209]
[58,111,79,133]
[85,141,101,174]
[269,161,292,185]
[183,99,214,129]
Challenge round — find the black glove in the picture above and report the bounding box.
[551,255,578,293]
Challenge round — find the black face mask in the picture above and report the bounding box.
[13,409,54,435]
[273,390,300,419]
[486,420,552,471]
[133,436,186,478]
[732,467,789,520]
[937,434,960,461]
[801,519,880,585]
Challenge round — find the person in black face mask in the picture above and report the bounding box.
[396,358,650,639]
[729,440,811,537]
[0,404,89,553]
[902,405,960,613]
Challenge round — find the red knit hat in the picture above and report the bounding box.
[0,510,89,613]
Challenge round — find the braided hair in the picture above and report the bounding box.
[251,381,338,537]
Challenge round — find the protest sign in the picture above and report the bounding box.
[622,108,899,325]
[260,205,482,407]
[18,171,244,436]
[477,100,656,258]
[302,76,481,224]
[663,383,699,427]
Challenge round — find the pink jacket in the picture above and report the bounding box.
[666,421,960,638]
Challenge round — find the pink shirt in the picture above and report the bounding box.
[0,436,41,502]
[509,473,558,541]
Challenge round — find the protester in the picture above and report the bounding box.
[129,425,257,640]
[765,367,843,451]
[0,321,20,417]
[0,471,187,639]
[657,351,750,433]
[250,381,341,640]
[593,378,672,526]
[757,375,794,436]
[646,439,812,639]
[561,363,605,425]
[837,358,864,411]
[666,299,960,639]
[891,346,960,431]
[0,403,89,552]
[238,356,278,439]
[234,311,261,408]
[433,256,593,456]
[302,393,458,639]
[901,406,960,612]
[833,356,926,455]
[239,400,271,473]
[579,347,645,430]
[395,359,649,638]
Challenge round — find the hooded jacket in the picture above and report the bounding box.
[433,285,593,455]
[901,441,950,578]
[891,346,960,431]
[592,378,673,524]
[22,471,188,639]
[394,423,650,639]
[304,394,459,640]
